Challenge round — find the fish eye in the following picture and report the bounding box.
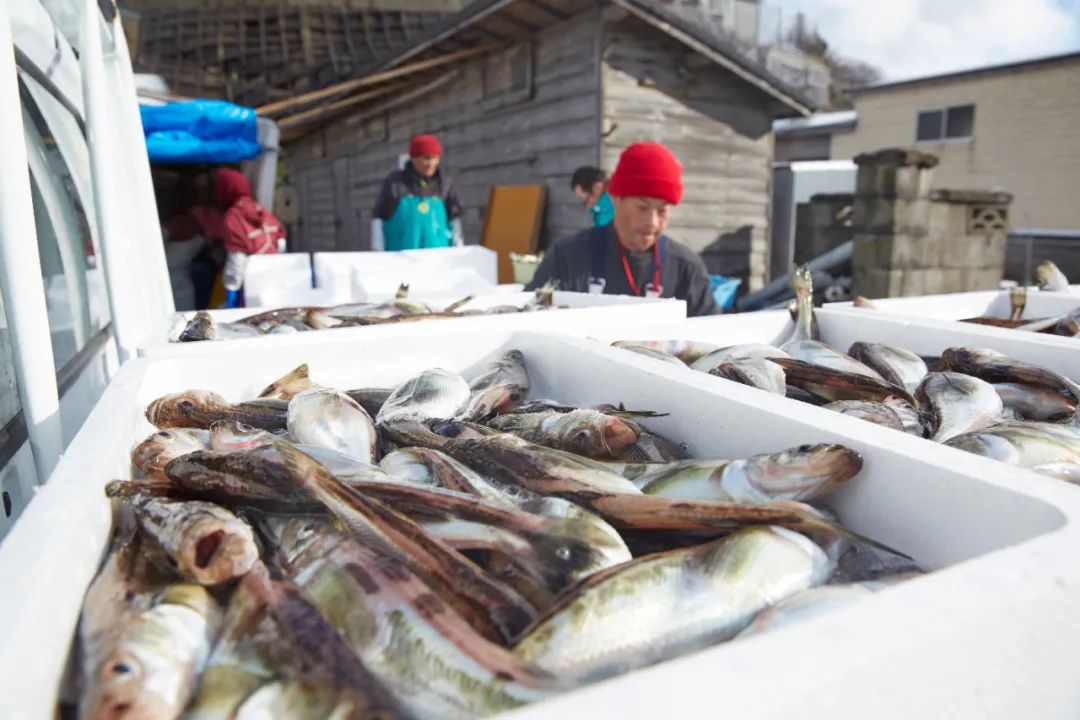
[796,444,814,452]
[156,431,172,438]
[238,422,254,432]
[177,400,195,412]
[110,662,132,675]
[554,546,572,561]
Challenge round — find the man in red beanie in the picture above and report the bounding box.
[526,142,716,316]
[215,168,287,308]
[372,133,463,251]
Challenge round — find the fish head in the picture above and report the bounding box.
[84,649,161,720]
[132,429,209,479]
[145,390,230,429]
[258,363,313,400]
[740,443,863,501]
[557,409,640,458]
[209,420,275,451]
[791,264,812,296]
[535,515,633,586]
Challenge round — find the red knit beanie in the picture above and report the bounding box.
[409,133,443,158]
[607,142,683,205]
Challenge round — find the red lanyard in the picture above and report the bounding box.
[617,240,661,297]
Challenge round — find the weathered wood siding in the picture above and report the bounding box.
[287,10,602,253]
[600,12,779,291]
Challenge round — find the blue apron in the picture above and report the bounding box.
[590,192,615,228]
[383,195,453,251]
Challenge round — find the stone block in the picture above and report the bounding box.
[895,199,931,235]
[921,268,965,294]
[927,201,968,240]
[854,268,905,298]
[852,235,890,271]
[892,166,933,200]
[942,232,1004,269]
[900,269,927,297]
[963,267,1004,291]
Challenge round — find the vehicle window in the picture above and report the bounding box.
[19,75,110,371]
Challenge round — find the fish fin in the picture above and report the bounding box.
[775,501,912,560]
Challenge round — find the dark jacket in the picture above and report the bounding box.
[525,224,717,317]
[373,160,462,221]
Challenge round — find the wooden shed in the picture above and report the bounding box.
[278,0,813,290]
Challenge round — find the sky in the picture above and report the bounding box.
[762,0,1080,81]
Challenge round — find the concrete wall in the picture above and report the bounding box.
[775,134,830,162]
[850,149,1010,298]
[831,55,1080,230]
[600,9,783,291]
[287,10,603,252]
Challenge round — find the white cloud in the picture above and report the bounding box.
[767,0,1080,80]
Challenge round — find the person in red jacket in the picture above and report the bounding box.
[215,168,287,307]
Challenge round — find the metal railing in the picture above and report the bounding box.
[1006,228,1080,285]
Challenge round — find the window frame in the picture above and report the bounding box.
[915,104,975,143]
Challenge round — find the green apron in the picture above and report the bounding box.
[590,191,615,228]
[383,195,453,251]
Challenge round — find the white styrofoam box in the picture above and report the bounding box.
[247,284,335,310]
[136,292,686,359]
[242,253,313,308]
[829,289,1080,322]
[4,329,1080,718]
[599,307,1079,383]
[314,246,498,303]
[348,264,496,303]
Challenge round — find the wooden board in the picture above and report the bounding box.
[480,185,548,283]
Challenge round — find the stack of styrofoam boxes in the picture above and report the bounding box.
[4,324,1080,717]
[140,291,688,358]
[313,246,499,303]
[242,253,317,308]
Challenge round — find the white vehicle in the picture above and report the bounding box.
[0,0,173,540]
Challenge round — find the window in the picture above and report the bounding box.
[19,74,110,372]
[482,43,534,111]
[916,104,975,142]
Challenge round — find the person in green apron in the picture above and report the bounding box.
[571,166,615,228]
[371,134,464,251]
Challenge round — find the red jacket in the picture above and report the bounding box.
[215,169,286,255]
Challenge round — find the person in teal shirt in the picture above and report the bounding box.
[571,166,615,227]
[371,133,464,251]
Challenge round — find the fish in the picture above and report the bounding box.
[485,408,640,459]
[443,295,475,313]
[165,446,314,510]
[994,383,1078,422]
[377,368,471,424]
[915,372,1003,443]
[946,421,1080,479]
[847,342,928,395]
[884,396,927,436]
[337,480,631,602]
[345,387,394,417]
[941,348,1080,407]
[770,358,912,405]
[258,364,316,400]
[689,344,790,373]
[145,391,288,431]
[613,427,691,462]
[737,583,883,638]
[287,388,378,464]
[178,311,214,342]
[785,264,817,345]
[81,583,223,720]
[823,400,905,431]
[273,522,560,720]
[611,339,721,364]
[710,357,787,395]
[634,443,862,503]
[1009,286,1027,322]
[615,343,686,365]
[459,350,531,421]
[1036,260,1070,292]
[209,421,278,452]
[275,442,539,644]
[511,399,669,420]
[132,428,210,482]
[512,526,831,682]
[106,482,258,585]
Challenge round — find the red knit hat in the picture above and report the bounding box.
[409,133,443,158]
[607,142,683,205]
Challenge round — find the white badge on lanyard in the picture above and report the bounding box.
[644,282,662,299]
[588,277,606,295]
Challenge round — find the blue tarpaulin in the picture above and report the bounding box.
[709,275,742,311]
[140,99,261,163]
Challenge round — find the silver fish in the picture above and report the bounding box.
[1036,260,1070,292]
[916,372,1003,443]
[209,421,277,451]
[941,347,1080,407]
[459,350,531,421]
[258,364,316,401]
[287,388,378,464]
[690,344,790,373]
[512,526,830,682]
[994,383,1078,422]
[486,408,640,459]
[823,400,905,431]
[611,339,720,364]
[377,368,471,424]
[132,428,210,482]
[616,343,686,365]
[848,342,928,395]
[710,357,787,395]
[145,391,288,431]
[634,443,861,502]
[946,421,1080,479]
[81,584,223,720]
[737,583,880,638]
